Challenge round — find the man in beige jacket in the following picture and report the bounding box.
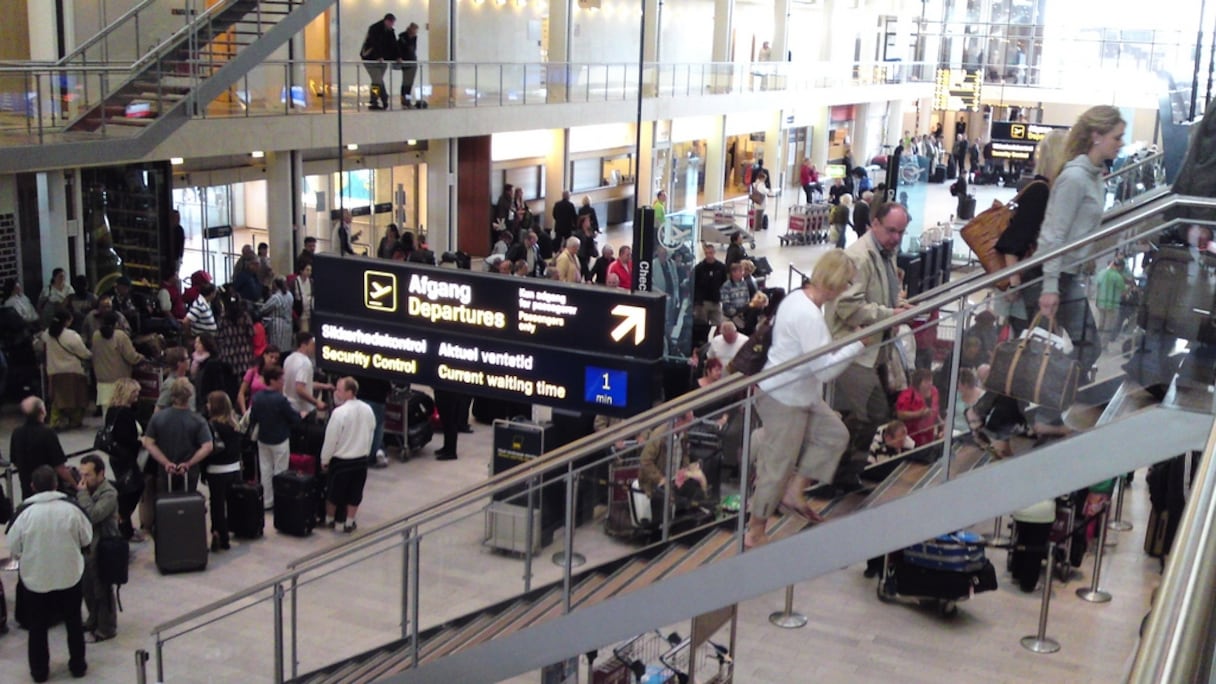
[827,203,912,482]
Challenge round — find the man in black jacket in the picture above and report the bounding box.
[396,22,420,108]
[551,191,577,245]
[852,191,871,239]
[360,14,398,110]
[11,396,74,498]
[692,244,727,325]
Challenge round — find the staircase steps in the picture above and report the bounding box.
[616,545,690,598]
[481,587,565,642]
[573,558,650,610]
[863,461,930,508]
[664,529,735,577]
[459,597,551,651]
[415,611,500,666]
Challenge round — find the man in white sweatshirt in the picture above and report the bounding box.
[320,377,376,533]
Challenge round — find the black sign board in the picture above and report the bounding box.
[989,121,1070,161]
[374,202,393,214]
[312,254,666,360]
[632,206,656,293]
[203,224,233,240]
[312,312,657,417]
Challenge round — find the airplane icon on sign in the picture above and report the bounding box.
[364,271,398,312]
[370,282,392,300]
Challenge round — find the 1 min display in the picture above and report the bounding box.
[585,366,628,408]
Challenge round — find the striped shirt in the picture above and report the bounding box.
[186,297,217,334]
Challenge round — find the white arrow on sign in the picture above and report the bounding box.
[610,304,647,345]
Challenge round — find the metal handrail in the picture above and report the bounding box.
[1129,417,1216,681]
[0,65,137,74]
[130,0,243,71]
[56,0,159,66]
[1107,151,1164,182]
[149,190,1212,638]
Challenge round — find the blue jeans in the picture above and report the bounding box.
[366,400,385,463]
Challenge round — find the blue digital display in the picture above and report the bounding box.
[585,367,628,407]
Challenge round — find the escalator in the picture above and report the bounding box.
[147,192,1216,684]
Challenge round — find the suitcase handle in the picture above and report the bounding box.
[167,470,190,492]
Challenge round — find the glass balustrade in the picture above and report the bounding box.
[147,195,1216,683]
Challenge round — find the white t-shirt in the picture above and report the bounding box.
[708,333,749,368]
[757,289,864,407]
[282,351,314,413]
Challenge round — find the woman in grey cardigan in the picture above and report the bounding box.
[1034,105,1126,379]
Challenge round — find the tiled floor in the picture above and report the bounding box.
[0,178,1168,683]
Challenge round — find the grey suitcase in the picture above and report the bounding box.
[155,473,208,573]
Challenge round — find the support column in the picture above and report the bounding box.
[265,151,296,278]
[711,0,732,62]
[544,129,569,227]
[643,0,661,63]
[703,115,727,205]
[547,0,571,101]
[426,140,455,255]
[636,122,656,206]
[811,106,829,170]
[429,0,454,105]
[36,172,70,278]
[762,113,782,185]
[771,0,791,63]
[26,0,58,60]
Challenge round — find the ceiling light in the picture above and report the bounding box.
[251,150,265,159]
[407,139,417,145]
[347,143,359,150]
[170,157,184,165]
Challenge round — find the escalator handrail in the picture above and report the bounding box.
[1128,418,1216,681]
[149,191,1210,637]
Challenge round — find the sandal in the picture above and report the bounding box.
[779,499,825,523]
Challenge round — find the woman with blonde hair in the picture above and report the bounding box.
[105,377,146,541]
[745,249,870,548]
[1035,105,1125,380]
[205,391,244,551]
[995,128,1069,334]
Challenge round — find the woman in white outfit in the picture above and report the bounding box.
[745,249,869,549]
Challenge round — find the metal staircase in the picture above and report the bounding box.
[2,0,334,170]
[292,380,1208,684]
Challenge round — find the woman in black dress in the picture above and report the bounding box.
[103,378,146,541]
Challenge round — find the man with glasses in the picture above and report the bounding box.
[828,203,913,488]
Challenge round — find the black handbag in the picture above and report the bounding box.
[96,536,129,587]
[727,317,774,376]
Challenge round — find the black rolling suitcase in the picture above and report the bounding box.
[155,474,208,573]
[227,481,265,539]
[957,195,977,220]
[930,165,947,184]
[273,471,317,537]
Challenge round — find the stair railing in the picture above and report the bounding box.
[144,192,1216,682]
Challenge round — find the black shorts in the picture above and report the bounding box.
[327,459,369,508]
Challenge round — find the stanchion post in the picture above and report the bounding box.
[989,514,1011,545]
[1021,541,1061,653]
[768,585,808,629]
[1108,476,1133,532]
[1077,505,1113,603]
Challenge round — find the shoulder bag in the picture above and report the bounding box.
[984,313,1081,411]
[727,317,775,376]
[959,180,1047,290]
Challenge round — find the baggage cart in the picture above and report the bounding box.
[698,202,755,250]
[876,532,998,616]
[780,203,831,246]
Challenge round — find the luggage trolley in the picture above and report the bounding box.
[659,636,734,684]
[876,530,998,616]
[780,203,831,246]
[698,203,755,249]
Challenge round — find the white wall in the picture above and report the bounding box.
[336,2,430,64]
[658,0,716,64]
[456,1,545,63]
[567,1,643,64]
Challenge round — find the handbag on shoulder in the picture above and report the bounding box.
[959,180,1047,290]
[985,314,1081,411]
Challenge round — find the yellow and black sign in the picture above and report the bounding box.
[364,270,398,312]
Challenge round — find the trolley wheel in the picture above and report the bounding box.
[749,240,756,249]
[876,580,896,603]
[939,601,958,617]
